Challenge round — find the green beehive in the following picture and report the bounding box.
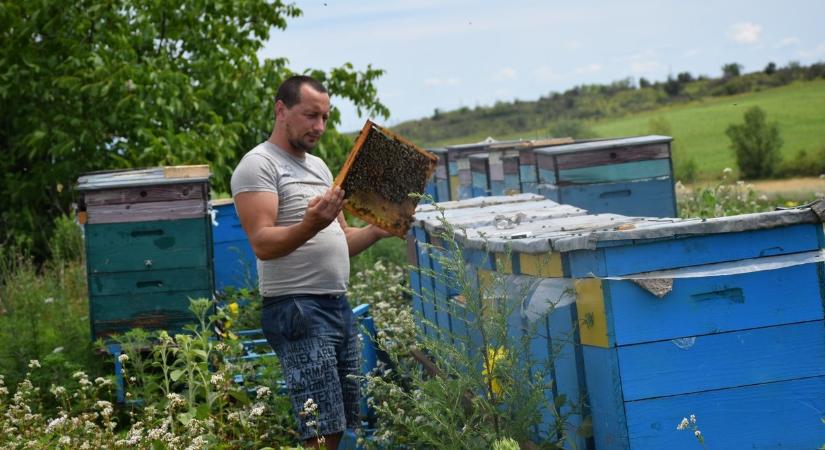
[77,166,214,340]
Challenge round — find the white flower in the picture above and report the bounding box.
[249,403,266,418]
[255,386,271,399]
[677,417,690,430]
[210,373,225,386]
[166,393,186,408]
[59,436,71,445]
[305,420,317,428]
[43,297,55,304]
[52,347,64,354]
[690,414,696,424]
[118,354,129,363]
[723,167,733,174]
[28,360,40,369]
[694,430,702,438]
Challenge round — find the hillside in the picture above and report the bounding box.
[391,65,825,179]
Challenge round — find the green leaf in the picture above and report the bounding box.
[170,368,184,382]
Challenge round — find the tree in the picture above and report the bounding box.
[638,77,651,89]
[726,107,783,179]
[676,71,694,83]
[722,62,743,79]
[764,62,777,75]
[0,0,389,259]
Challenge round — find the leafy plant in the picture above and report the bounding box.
[726,106,783,179]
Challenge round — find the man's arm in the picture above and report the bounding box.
[235,187,345,260]
[338,213,394,257]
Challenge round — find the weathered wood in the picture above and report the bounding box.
[86,199,206,224]
[557,177,676,216]
[556,159,671,185]
[90,289,210,339]
[84,183,206,206]
[554,143,670,171]
[89,267,211,296]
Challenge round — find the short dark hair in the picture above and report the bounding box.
[276,75,328,108]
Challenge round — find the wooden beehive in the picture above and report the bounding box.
[334,120,437,237]
[534,135,677,217]
[211,198,257,291]
[418,194,825,449]
[77,166,214,340]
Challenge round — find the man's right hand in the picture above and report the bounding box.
[302,186,345,233]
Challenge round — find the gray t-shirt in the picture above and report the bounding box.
[230,141,349,297]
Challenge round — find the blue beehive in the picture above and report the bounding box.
[211,199,258,291]
[534,136,677,217]
[426,147,449,203]
[448,198,825,449]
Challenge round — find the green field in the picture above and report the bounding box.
[590,79,825,178]
[430,79,825,179]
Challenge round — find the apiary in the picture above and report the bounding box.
[438,196,825,449]
[533,135,677,217]
[469,153,491,197]
[335,120,437,236]
[211,198,257,291]
[76,166,214,340]
[501,153,521,195]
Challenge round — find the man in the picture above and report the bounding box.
[231,75,391,449]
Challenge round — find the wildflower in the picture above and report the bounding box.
[256,386,271,399]
[302,398,318,415]
[690,414,696,424]
[50,385,67,396]
[758,194,768,201]
[44,297,55,304]
[228,302,239,315]
[249,403,266,418]
[28,360,40,369]
[59,436,71,445]
[677,417,690,430]
[167,393,186,408]
[95,377,111,387]
[210,373,225,386]
[305,420,317,428]
[53,346,64,353]
[785,200,799,207]
[723,167,732,175]
[694,430,702,438]
[118,354,129,363]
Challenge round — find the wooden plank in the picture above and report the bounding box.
[213,240,258,290]
[624,376,825,450]
[89,267,211,296]
[606,263,825,346]
[83,183,206,206]
[619,320,825,401]
[596,223,822,277]
[413,226,436,337]
[431,247,455,341]
[90,289,210,339]
[86,199,207,224]
[575,279,610,348]
[582,346,630,450]
[554,143,670,171]
[85,218,209,273]
[163,165,210,179]
[557,177,676,217]
[471,172,489,197]
[518,253,564,278]
[557,159,671,185]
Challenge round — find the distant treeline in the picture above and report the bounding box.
[393,61,825,145]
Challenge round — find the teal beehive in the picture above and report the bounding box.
[77,166,214,340]
[533,135,677,217]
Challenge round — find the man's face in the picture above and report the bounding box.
[278,84,330,153]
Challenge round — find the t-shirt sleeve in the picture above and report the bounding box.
[231,154,279,196]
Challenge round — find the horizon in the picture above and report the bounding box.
[260,0,825,133]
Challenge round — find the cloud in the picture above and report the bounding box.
[797,43,825,59]
[423,76,462,87]
[629,60,666,74]
[532,65,563,83]
[776,36,800,48]
[493,67,518,81]
[728,22,763,44]
[575,63,603,75]
[683,49,701,58]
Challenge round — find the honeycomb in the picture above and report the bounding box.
[334,120,437,236]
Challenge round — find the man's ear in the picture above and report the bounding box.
[274,100,287,119]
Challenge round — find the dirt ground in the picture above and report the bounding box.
[749,177,825,198]
[689,176,825,199]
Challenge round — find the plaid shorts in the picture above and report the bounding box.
[261,294,361,441]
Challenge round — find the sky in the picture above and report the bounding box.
[259,0,825,133]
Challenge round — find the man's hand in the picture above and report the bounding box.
[302,186,345,233]
[368,224,394,239]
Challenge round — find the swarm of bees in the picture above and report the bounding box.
[335,120,437,236]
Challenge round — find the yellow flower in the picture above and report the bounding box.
[228,302,239,315]
[482,346,507,396]
[785,200,798,207]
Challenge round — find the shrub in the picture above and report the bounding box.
[725,106,783,179]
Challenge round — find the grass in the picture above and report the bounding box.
[426,79,825,180]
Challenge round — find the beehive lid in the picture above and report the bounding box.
[77,165,211,191]
[414,197,586,234]
[455,201,824,254]
[533,135,672,156]
[334,120,437,237]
